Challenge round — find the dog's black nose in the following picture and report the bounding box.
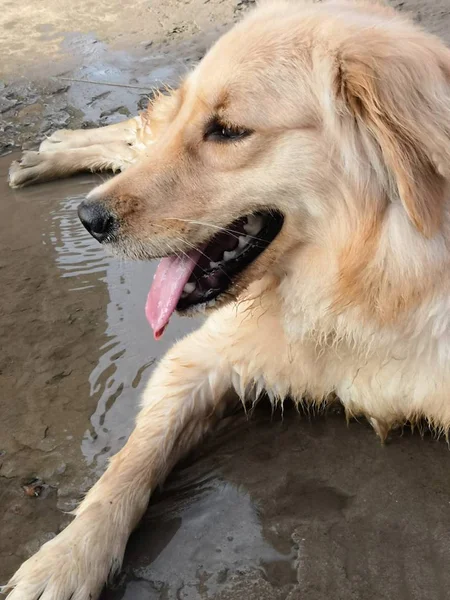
[78,200,116,242]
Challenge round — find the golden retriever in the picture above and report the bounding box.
[5,0,450,598]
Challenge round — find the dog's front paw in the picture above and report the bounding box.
[2,509,124,600]
[8,150,65,188]
[8,152,48,188]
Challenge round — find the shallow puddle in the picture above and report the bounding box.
[2,153,450,600]
[46,180,201,474]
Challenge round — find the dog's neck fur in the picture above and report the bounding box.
[273,181,450,361]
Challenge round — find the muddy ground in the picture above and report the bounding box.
[2,0,450,598]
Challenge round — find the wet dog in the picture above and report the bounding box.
[5,0,450,598]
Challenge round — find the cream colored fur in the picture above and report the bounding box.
[8,116,149,187]
[5,0,450,598]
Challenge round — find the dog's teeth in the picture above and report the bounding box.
[210,261,220,269]
[244,215,264,236]
[238,235,250,249]
[183,282,196,294]
[223,250,236,261]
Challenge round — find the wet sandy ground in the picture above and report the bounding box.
[2,0,450,597]
[0,0,251,155]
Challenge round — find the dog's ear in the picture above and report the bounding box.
[336,33,450,237]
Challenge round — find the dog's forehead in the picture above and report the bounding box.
[197,22,310,88]
[183,24,318,127]
[186,0,400,106]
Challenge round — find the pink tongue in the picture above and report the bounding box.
[145,251,201,340]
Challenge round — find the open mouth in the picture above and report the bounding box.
[146,210,284,339]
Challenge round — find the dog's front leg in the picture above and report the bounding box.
[4,323,235,600]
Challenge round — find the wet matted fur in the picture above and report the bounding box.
[5,0,450,598]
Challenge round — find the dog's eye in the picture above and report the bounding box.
[204,119,252,143]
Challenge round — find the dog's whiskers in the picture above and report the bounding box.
[175,236,231,280]
[161,217,267,244]
[150,223,231,279]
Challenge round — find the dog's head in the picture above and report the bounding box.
[78,0,450,337]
